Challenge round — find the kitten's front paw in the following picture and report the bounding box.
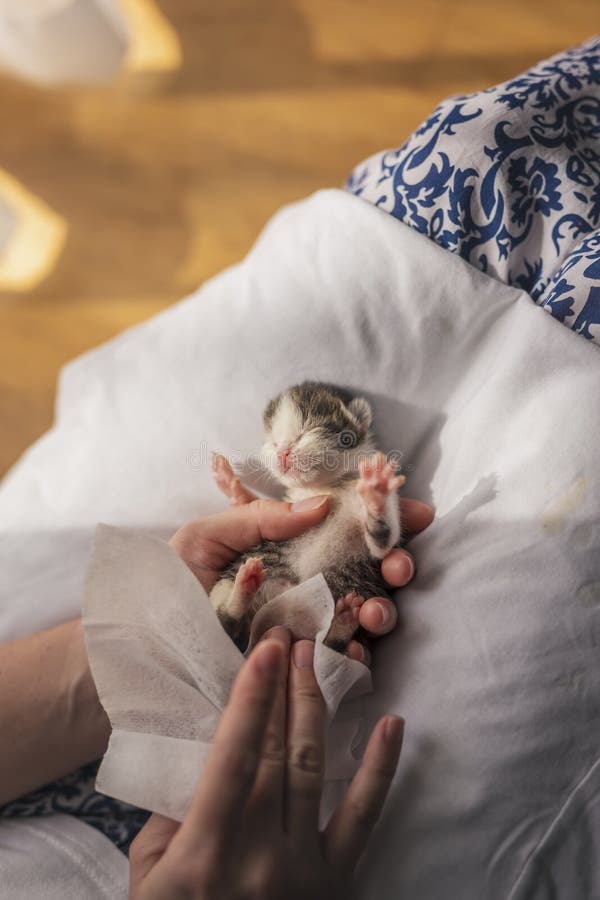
[212,452,236,493]
[212,453,255,505]
[356,452,405,517]
[325,591,366,650]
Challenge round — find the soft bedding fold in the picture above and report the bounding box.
[0,189,598,899]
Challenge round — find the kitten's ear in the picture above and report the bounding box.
[347,397,372,433]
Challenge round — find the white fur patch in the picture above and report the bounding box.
[271,394,303,448]
[292,490,366,582]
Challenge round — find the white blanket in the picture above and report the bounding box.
[1,189,599,900]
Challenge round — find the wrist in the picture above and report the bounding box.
[61,618,111,761]
[0,618,111,806]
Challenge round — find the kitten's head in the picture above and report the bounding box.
[262,381,374,489]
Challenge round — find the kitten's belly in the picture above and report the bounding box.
[291,493,366,582]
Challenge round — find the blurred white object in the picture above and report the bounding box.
[119,0,181,74]
[0,192,16,249]
[0,0,130,84]
[0,168,67,291]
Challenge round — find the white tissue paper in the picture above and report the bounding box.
[83,524,372,822]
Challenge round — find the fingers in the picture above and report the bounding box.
[381,549,415,588]
[346,640,372,667]
[177,638,288,849]
[360,510,425,644]
[358,597,398,636]
[399,498,434,535]
[324,715,404,874]
[285,641,326,844]
[193,497,330,555]
[250,627,292,823]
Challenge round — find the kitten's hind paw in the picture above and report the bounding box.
[324,592,365,651]
[234,557,266,604]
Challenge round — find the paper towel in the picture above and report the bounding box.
[83,524,372,822]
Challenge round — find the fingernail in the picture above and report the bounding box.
[376,601,392,627]
[354,643,372,667]
[384,715,405,746]
[291,495,328,513]
[257,641,284,677]
[403,554,415,582]
[260,626,291,646]
[292,640,315,669]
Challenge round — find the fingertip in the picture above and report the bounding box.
[346,640,371,667]
[399,498,435,534]
[260,625,292,647]
[381,550,414,587]
[383,715,405,749]
[292,639,315,669]
[359,597,398,635]
[254,639,286,677]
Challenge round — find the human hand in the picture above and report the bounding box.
[129,628,404,900]
[169,496,433,665]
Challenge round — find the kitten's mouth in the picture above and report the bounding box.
[278,454,322,482]
[278,456,298,476]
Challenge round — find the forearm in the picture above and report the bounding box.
[0,618,110,806]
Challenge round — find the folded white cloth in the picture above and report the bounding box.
[0,189,599,899]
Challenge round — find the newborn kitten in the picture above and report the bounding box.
[210,382,404,652]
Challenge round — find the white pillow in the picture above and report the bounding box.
[1,189,599,899]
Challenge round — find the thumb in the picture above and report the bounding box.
[253,495,330,542]
[193,495,330,553]
[129,813,180,884]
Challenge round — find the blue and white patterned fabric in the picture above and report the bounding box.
[0,760,150,854]
[345,35,600,345]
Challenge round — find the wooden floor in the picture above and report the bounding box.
[0,0,597,475]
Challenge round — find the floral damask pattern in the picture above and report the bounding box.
[538,231,600,339]
[508,156,562,225]
[345,36,600,345]
[0,760,150,854]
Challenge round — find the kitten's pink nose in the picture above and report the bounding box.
[277,446,292,471]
